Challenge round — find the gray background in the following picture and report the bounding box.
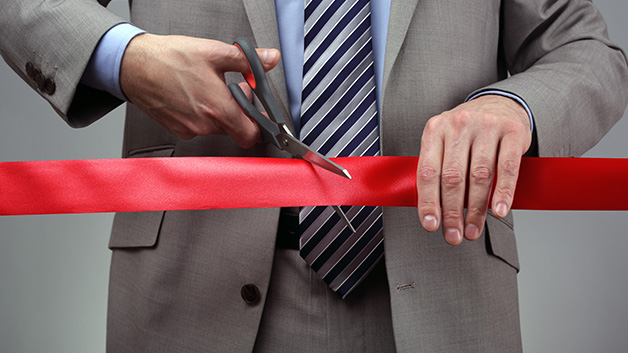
[1,0,627,352]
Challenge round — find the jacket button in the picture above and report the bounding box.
[33,70,45,90]
[25,62,35,79]
[44,78,56,95]
[241,284,260,305]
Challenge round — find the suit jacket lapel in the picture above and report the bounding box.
[382,0,419,105]
[241,0,294,133]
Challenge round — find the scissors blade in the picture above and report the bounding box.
[332,205,357,233]
[278,133,352,180]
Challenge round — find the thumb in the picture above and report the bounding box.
[213,42,280,73]
[256,48,281,71]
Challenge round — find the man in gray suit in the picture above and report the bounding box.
[1,0,627,352]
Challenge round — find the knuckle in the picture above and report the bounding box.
[495,186,515,200]
[499,158,520,177]
[418,198,439,211]
[441,168,464,187]
[470,165,493,184]
[423,118,441,135]
[222,45,243,64]
[450,110,471,127]
[466,205,487,218]
[417,164,440,183]
[442,209,463,223]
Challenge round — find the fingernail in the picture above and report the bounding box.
[445,229,462,245]
[260,49,276,64]
[496,202,508,217]
[465,224,479,240]
[423,215,438,231]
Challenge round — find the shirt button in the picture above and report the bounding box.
[241,284,261,305]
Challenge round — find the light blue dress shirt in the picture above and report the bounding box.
[275,0,390,135]
[80,23,146,101]
[81,1,533,133]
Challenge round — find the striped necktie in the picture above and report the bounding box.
[299,0,383,298]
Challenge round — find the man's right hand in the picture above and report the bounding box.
[119,34,281,148]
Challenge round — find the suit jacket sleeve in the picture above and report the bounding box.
[0,0,126,128]
[472,0,628,157]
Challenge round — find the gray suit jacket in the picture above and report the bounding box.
[2,0,627,351]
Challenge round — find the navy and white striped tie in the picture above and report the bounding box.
[299,0,383,298]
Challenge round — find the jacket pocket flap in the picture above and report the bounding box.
[485,212,520,272]
[109,211,166,248]
[108,145,174,249]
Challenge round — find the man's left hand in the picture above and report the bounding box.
[416,95,532,245]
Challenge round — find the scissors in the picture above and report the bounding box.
[227,37,356,232]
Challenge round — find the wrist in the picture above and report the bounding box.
[119,33,152,103]
[481,94,530,131]
[80,23,146,100]
[467,90,534,134]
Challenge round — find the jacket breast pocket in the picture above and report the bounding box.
[108,145,175,249]
[485,212,520,272]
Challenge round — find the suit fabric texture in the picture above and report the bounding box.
[1,0,627,352]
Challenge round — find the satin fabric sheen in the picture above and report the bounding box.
[0,157,626,215]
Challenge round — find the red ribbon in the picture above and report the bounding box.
[0,156,626,216]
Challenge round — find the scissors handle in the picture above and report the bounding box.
[228,83,282,148]
[233,37,286,126]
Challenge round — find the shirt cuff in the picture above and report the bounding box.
[467,90,535,133]
[80,23,146,101]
